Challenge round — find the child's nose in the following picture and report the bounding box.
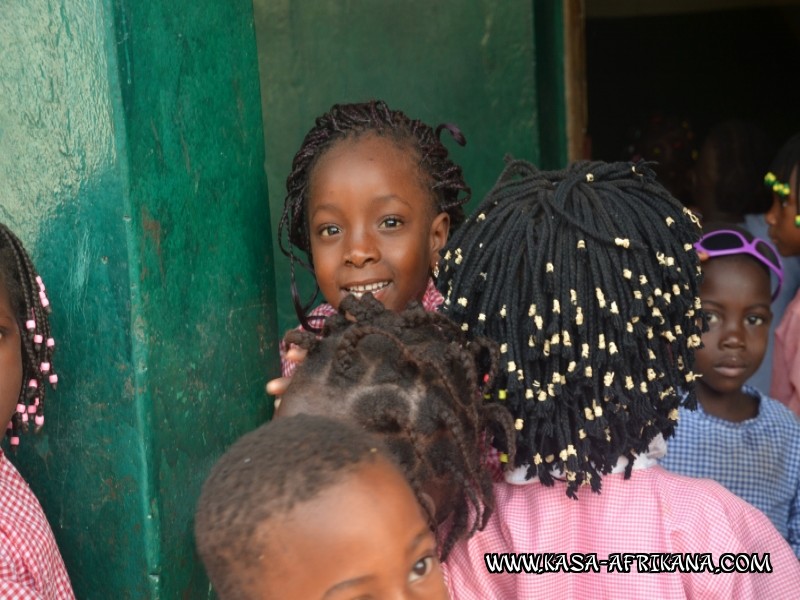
[720,321,745,348]
[765,197,780,226]
[343,231,379,267]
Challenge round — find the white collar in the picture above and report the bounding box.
[504,434,666,485]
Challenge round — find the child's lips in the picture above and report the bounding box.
[715,358,747,378]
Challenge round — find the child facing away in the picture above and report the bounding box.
[274,294,515,562]
[765,132,800,415]
[436,160,800,598]
[660,224,800,557]
[273,99,471,382]
[194,413,450,600]
[0,223,74,599]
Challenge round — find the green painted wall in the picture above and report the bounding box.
[1,0,566,597]
[253,0,568,334]
[1,1,276,598]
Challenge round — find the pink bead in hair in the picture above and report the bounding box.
[34,334,43,345]
[28,379,38,389]
[26,319,35,330]
[10,437,20,446]
[46,338,55,348]
[40,362,50,373]
[34,415,44,427]
[16,404,25,414]
[27,405,37,414]
[49,374,58,386]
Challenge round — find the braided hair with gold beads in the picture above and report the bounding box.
[437,159,704,498]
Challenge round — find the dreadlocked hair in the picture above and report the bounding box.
[195,414,390,600]
[437,159,705,498]
[278,100,471,330]
[0,223,57,447]
[767,131,800,218]
[282,294,515,560]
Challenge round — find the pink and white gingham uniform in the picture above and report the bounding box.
[442,465,800,599]
[280,278,444,377]
[0,452,74,599]
[771,291,800,417]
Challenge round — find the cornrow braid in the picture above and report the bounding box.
[278,100,471,330]
[0,223,58,447]
[438,159,705,498]
[282,294,514,560]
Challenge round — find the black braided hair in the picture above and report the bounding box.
[437,159,705,498]
[0,223,57,447]
[195,414,392,600]
[281,294,515,560]
[278,100,471,330]
[767,132,800,220]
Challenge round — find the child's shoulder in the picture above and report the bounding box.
[753,388,800,429]
[649,466,786,535]
[0,452,49,527]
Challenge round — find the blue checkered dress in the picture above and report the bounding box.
[661,386,800,557]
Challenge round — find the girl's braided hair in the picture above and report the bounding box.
[283,294,514,560]
[438,159,704,498]
[1,223,57,446]
[278,100,471,329]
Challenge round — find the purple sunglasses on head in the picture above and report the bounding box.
[694,229,784,301]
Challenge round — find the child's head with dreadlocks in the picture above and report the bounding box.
[437,160,704,498]
[275,294,515,560]
[1,223,58,448]
[195,414,450,600]
[279,100,471,329]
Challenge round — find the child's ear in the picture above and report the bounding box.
[428,212,450,264]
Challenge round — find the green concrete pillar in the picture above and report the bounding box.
[1,1,276,598]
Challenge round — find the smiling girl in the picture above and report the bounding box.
[275,100,470,380]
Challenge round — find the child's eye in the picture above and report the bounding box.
[703,311,719,325]
[318,224,341,237]
[746,315,766,326]
[379,216,403,229]
[408,555,436,583]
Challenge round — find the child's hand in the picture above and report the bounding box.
[265,345,308,399]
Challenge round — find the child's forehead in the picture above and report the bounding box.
[702,254,771,295]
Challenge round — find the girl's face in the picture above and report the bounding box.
[0,280,22,428]
[766,166,800,257]
[255,457,448,600]
[694,256,772,402]
[306,134,449,312]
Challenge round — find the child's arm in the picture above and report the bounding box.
[789,484,800,559]
[771,296,800,415]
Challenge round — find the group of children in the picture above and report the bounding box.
[208,101,800,598]
[5,99,800,598]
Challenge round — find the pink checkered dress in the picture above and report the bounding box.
[443,465,800,599]
[1,452,74,599]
